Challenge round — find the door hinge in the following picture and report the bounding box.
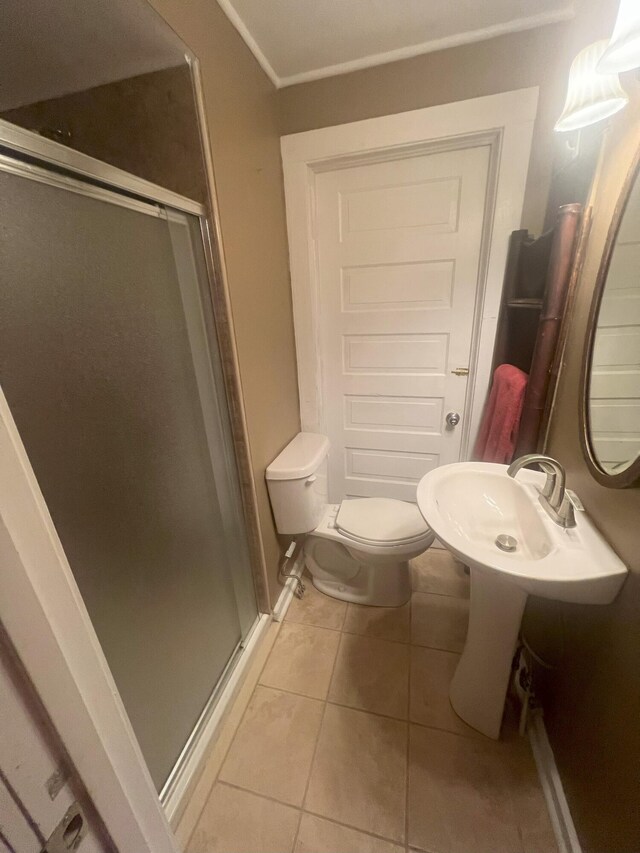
[41,802,86,852]
[451,367,469,376]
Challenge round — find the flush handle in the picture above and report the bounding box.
[305,475,317,486]
[446,412,461,428]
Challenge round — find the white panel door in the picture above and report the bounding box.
[316,145,491,501]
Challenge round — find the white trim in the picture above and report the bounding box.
[272,550,306,622]
[214,0,280,87]
[278,7,576,88]
[214,2,574,89]
[162,613,272,827]
[281,88,539,464]
[529,712,583,853]
[0,389,178,852]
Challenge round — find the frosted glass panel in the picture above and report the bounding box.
[0,168,256,789]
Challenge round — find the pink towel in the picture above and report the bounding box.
[474,364,528,463]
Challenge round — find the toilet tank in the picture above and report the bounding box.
[266,432,330,534]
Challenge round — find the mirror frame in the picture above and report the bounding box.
[580,147,640,488]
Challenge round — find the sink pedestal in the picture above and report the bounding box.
[450,568,527,739]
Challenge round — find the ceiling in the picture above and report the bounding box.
[216,0,577,88]
[0,0,187,111]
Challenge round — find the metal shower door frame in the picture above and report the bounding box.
[0,116,259,851]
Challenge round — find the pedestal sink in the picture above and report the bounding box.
[416,462,627,739]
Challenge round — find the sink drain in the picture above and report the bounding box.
[495,534,518,553]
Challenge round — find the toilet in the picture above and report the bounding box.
[266,432,435,606]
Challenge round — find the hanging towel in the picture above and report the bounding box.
[474,364,528,463]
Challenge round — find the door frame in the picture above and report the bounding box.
[281,88,539,461]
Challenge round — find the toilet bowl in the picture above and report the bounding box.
[305,499,434,605]
[266,432,435,606]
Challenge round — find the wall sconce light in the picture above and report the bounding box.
[597,0,640,74]
[555,40,629,133]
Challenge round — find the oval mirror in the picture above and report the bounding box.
[581,155,640,487]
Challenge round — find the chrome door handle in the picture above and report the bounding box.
[446,412,461,428]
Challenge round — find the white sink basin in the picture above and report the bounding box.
[417,462,627,604]
[416,462,627,738]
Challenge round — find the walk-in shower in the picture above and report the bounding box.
[0,121,259,794]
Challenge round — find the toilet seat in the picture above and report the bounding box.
[336,497,430,546]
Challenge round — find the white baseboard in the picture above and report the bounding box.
[272,550,306,622]
[528,712,582,853]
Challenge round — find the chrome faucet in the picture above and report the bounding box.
[507,454,576,529]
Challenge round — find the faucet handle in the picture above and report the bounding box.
[539,467,557,500]
[558,494,576,529]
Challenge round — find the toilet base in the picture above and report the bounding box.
[308,562,411,607]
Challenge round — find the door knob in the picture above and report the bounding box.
[446,412,461,428]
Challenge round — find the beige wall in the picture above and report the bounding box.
[531,89,640,853]
[2,66,207,204]
[279,3,636,847]
[148,0,300,606]
[278,3,619,235]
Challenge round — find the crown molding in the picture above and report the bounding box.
[215,0,280,87]
[216,1,576,90]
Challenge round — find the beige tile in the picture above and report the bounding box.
[286,577,348,630]
[175,621,282,849]
[411,592,469,652]
[187,782,299,853]
[411,548,470,598]
[410,645,478,736]
[329,634,409,719]
[260,622,340,699]
[408,725,558,853]
[305,704,407,843]
[343,601,410,643]
[295,814,404,853]
[220,686,323,806]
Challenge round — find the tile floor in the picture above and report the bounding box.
[186,549,558,853]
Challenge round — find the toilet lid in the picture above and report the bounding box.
[336,498,430,545]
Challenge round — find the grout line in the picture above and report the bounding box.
[254,680,409,723]
[409,717,487,742]
[255,682,329,703]
[340,599,349,630]
[284,616,345,634]
[406,842,436,853]
[291,810,303,853]
[285,615,412,644]
[290,615,344,852]
[249,677,493,746]
[411,640,466,654]
[413,588,470,600]
[300,805,409,848]
[216,779,303,812]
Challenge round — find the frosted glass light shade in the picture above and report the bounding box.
[555,41,629,132]
[598,0,640,73]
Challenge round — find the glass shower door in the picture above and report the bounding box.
[0,160,257,790]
